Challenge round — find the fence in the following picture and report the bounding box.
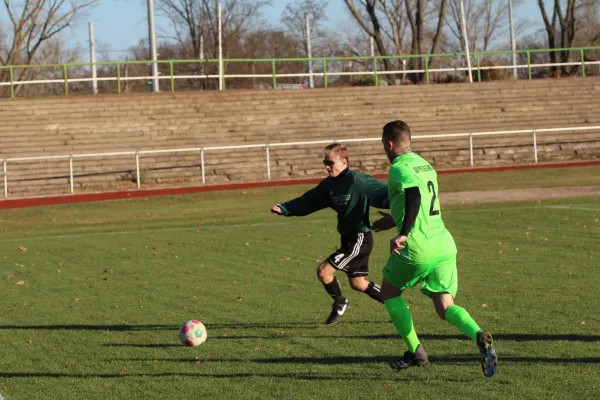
[3,125,600,199]
[0,46,599,98]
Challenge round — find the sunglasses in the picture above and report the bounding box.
[322,159,342,167]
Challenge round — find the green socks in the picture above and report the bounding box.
[445,305,481,341]
[384,296,420,353]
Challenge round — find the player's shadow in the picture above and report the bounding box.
[116,355,600,365]
[3,324,598,344]
[206,321,389,330]
[0,324,174,331]
[250,355,600,365]
[342,333,600,342]
[0,371,416,381]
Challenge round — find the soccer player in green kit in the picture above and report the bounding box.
[377,120,498,378]
[271,143,389,325]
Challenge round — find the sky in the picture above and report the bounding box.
[68,0,344,59]
[5,0,542,62]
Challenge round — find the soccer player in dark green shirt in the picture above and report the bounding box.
[271,143,389,324]
[377,120,497,378]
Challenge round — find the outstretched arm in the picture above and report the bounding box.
[270,186,327,217]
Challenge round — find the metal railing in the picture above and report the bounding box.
[2,125,599,199]
[0,46,599,98]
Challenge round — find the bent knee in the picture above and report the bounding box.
[349,279,368,291]
[316,261,334,279]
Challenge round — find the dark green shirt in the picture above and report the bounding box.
[277,168,389,235]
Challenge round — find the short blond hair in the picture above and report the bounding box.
[323,143,349,162]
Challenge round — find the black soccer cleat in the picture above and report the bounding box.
[325,298,349,325]
[477,330,498,378]
[389,344,429,370]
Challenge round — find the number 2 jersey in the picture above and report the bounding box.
[276,168,389,235]
[388,153,457,263]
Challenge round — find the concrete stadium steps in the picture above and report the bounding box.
[1,77,599,196]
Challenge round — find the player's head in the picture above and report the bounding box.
[322,143,349,177]
[382,120,412,162]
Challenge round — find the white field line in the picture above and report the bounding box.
[543,205,600,212]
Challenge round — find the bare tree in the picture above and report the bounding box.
[404,0,447,80]
[280,0,331,56]
[343,0,394,74]
[536,0,594,75]
[445,0,521,54]
[343,0,447,83]
[157,0,270,59]
[574,1,600,47]
[0,0,98,96]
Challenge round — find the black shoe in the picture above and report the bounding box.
[325,298,349,325]
[477,330,498,378]
[389,344,429,370]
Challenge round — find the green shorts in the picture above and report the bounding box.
[382,254,458,298]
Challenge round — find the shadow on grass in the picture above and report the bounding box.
[2,325,599,343]
[116,355,600,365]
[0,371,426,382]
[103,333,600,343]
[0,321,600,347]
[0,321,384,332]
[328,334,600,343]
[0,324,174,331]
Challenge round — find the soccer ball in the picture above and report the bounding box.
[178,320,207,347]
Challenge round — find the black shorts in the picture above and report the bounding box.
[327,231,374,277]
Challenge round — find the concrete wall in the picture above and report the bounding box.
[1,77,599,196]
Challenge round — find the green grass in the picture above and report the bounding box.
[438,165,600,192]
[0,167,599,400]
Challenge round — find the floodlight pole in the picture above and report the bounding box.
[89,22,98,94]
[305,14,314,89]
[508,0,518,79]
[147,0,160,92]
[460,0,473,83]
[218,1,223,90]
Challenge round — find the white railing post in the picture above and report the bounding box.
[533,129,538,163]
[3,159,7,198]
[469,134,474,167]
[69,156,74,193]
[200,148,205,184]
[135,152,141,189]
[266,144,271,180]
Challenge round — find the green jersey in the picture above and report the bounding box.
[388,153,456,263]
[277,168,389,235]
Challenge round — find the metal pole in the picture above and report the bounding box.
[305,14,314,89]
[469,134,474,167]
[218,1,223,90]
[3,159,7,198]
[460,0,473,83]
[199,34,205,80]
[69,156,74,193]
[266,145,271,180]
[370,37,377,84]
[508,0,517,79]
[89,23,98,94]
[200,35,204,59]
[136,152,141,189]
[147,0,160,92]
[533,130,538,163]
[200,149,206,184]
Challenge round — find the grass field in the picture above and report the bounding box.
[0,167,599,400]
